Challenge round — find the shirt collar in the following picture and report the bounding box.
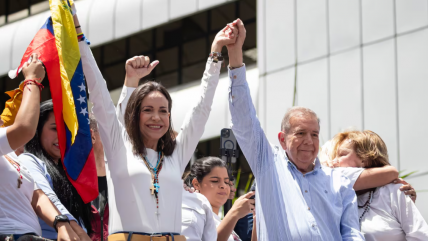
[284,151,322,175]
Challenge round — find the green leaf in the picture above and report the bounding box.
[400,171,418,179]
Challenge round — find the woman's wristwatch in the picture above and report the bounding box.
[53,215,70,232]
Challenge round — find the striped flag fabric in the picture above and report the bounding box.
[9,0,98,203]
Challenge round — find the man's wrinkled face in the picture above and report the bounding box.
[279,114,320,171]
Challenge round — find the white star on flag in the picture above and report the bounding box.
[78,83,86,92]
[87,118,90,125]
[77,95,86,104]
[80,107,88,116]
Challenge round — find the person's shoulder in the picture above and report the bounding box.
[182,190,210,215]
[18,153,44,166]
[380,183,403,195]
[325,167,355,188]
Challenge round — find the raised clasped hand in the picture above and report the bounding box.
[211,20,239,53]
[225,18,246,52]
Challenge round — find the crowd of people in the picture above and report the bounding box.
[1,7,428,241]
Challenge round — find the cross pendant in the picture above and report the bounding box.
[150,183,156,195]
[17,178,22,188]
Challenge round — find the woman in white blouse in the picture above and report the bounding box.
[0,54,81,240]
[329,130,428,241]
[74,14,239,240]
[183,157,256,241]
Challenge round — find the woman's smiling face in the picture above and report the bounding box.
[40,112,61,161]
[139,91,170,147]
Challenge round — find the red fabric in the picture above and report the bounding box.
[90,204,109,241]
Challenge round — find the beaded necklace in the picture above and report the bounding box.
[4,155,23,188]
[142,151,164,216]
[358,190,373,228]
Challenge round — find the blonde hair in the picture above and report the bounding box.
[330,130,389,168]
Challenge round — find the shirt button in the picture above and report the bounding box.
[305,190,308,193]
[303,174,305,177]
[233,75,237,79]
[308,207,310,210]
[312,224,316,227]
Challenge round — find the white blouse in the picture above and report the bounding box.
[79,41,222,234]
[212,212,241,241]
[358,183,428,241]
[0,128,41,235]
[181,190,217,241]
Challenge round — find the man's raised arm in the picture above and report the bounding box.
[227,19,273,177]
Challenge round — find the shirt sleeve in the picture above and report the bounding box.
[228,66,274,177]
[338,175,365,241]
[34,182,41,191]
[116,86,136,126]
[174,58,222,174]
[18,154,78,223]
[79,41,126,171]
[391,184,428,240]
[336,167,364,189]
[0,127,13,156]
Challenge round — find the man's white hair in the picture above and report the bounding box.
[281,106,320,133]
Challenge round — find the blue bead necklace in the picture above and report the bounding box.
[142,151,164,215]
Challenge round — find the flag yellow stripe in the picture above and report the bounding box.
[50,0,79,144]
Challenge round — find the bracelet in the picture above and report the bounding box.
[23,79,44,93]
[209,52,224,63]
[75,25,81,29]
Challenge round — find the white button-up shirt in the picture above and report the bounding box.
[359,183,428,241]
[181,190,217,241]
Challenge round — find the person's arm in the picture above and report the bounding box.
[391,185,428,240]
[69,220,91,241]
[353,166,398,191]
[174,23,237,173]
[217,192,254,241]
[6,54,45,151]
[32,189,88,241]
[74,15,125,168]
[227,19,274,176]
[339,181,365,241]
[18,154,78,224]
[251,214,257,241]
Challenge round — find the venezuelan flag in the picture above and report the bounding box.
[9,0,98,203]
